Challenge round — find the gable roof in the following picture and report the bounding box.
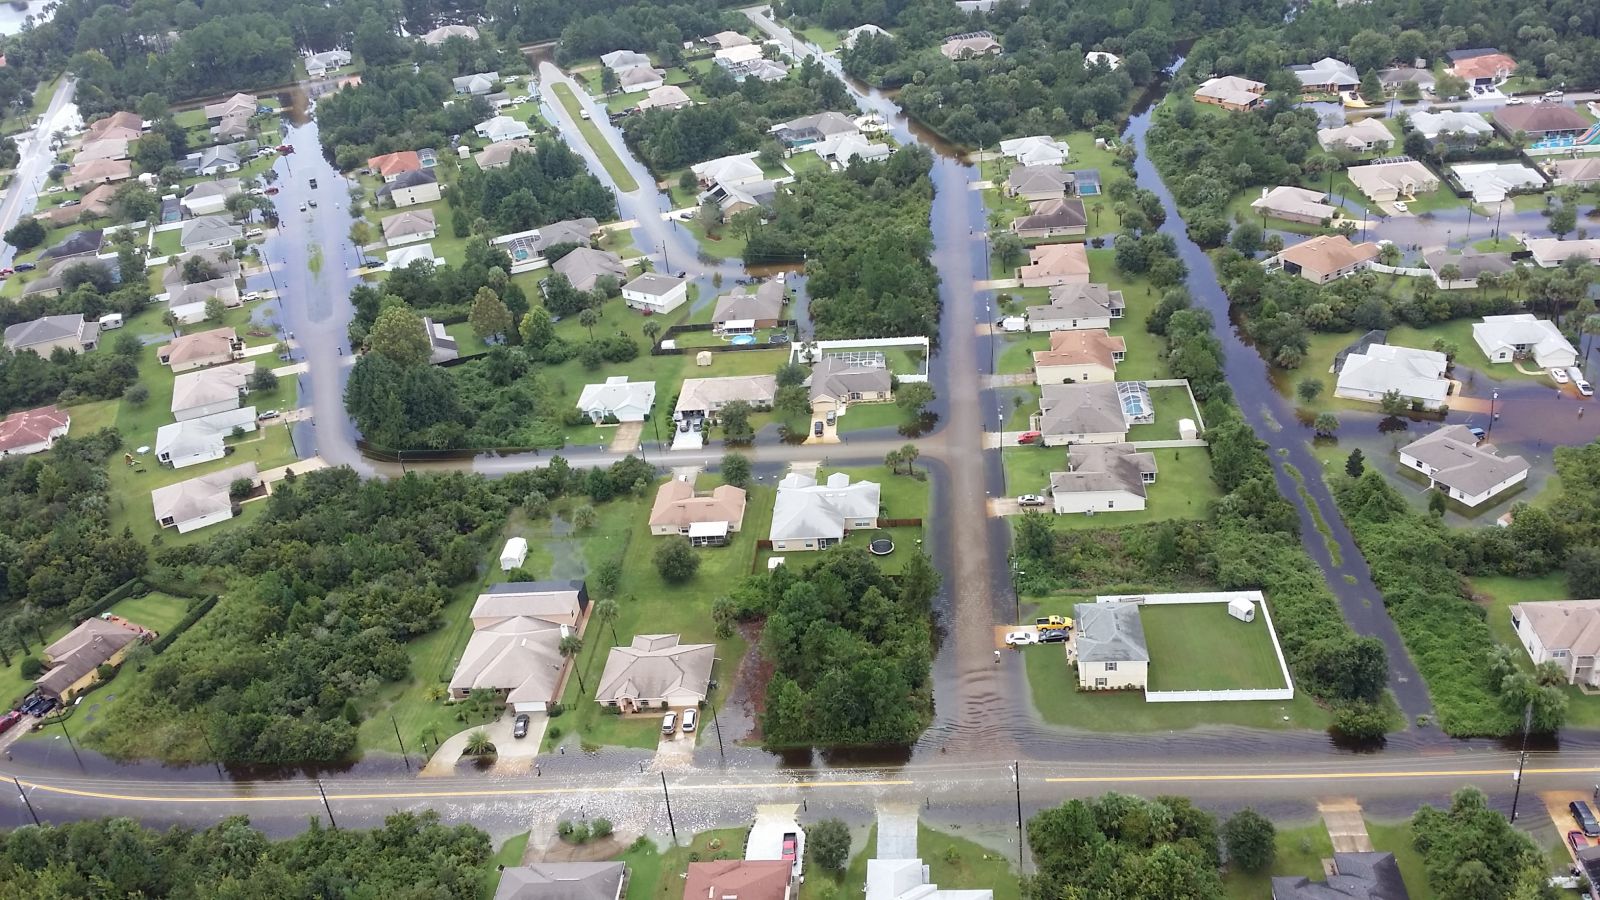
[181,215,243,247]
[810,355,892,401]
[1195,75,1265,106]
[184,178,242,203]
[1316,118,1393,150]
[676,375,780,414]
[554,247,627,292]
[1038,382,1126,436]
[0,405,69,452]
[618,65,665,88]
[154,407,255,461]
[4,314,93,350]
[1473,313,1575,358]
[1550,156,1600,184]
[576,376,655,415]
[1345,160,1437,197]
[477,139,535,168]
[1407,110,1492,138]
[1447,51,1515,81]
[597,633,715,704]
[369,150,423,177]
[202,93,256,120]
[37,617,146,696]
[1051,443,1156,498]
[999,135,1068,166]
[495,863,627,900]
[1337,344,1450,404]
[713,281,786,323]
[1253,185,1338,222]
[170,361,253,412]
[682,861,792,900]
[150,462,258,526]
[601,50,652,72]
[1289,57,1359,87]
[84,111,142,143]
[65,158,132,187]
[422,24,479,44]
[42,229,104,259]
[472,581,584,628]
[1401,424,1529,496]
[452,71,500,93]
[158,326,238,367]
[770,472,880,542]
[1013,197,1086,232]
[382,209,437,240]
[1510,599,1600,659]
[637,85,693,110]
[1033,328,1124,370]
[692,154,765,187]
[534,218,600,251]
[377,169,440,195]
[1027,282,1124,323]
[1072,602,1148,662]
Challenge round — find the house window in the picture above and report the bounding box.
[1094,677,1107,688]
[1107,500,1115,509]
[1105,662,1118,671]
[1553,649,1569,658]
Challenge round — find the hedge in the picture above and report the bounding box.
[149,595,220,654]
[73,578,146,621]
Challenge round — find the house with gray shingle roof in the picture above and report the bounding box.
[3,314,99,354]
[1072,602,1148,689]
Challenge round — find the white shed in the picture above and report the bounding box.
[1228,596,1256,622]
[696,350,714,367]
[499,537,528,571]
[1178,418,1199,441]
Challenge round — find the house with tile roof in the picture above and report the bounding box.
[597,634,715,710]
[0,405,70,457]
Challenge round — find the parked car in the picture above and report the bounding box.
[1570,367,1594,397]
[245,228,264,238]
[1037,629,1069,643]
[308,199,318,208]
[661,711,677,735]
[299,203,307,212]
[678,419,689,433]
[825,410,836,426]
[1016,431,1042,444]
[813,420,824,437]
[1552,367,1571,384]
[265,186,280,195]
[512,713,530,739]
[44,186,63,194]
[1392,200,1409,213]
[1004,630,1038,647]
[1017,494,1046,507]
[308,177,318,189]
[580,108,591,120]
[1545,89,1566,100]
[0,710,21,734]
[256,409,281,421]
[60,198,79,207]
[15,263,36,272]
[1572,800,1599,837]
[1036,615,1071,632]
[781,833,798,862]
[690,418,702,433]
[276,144,295,154]
[1571,830,1590,855]
[1467,426,1486,440]
[1505,97,1524,105]
[681,709,697,733]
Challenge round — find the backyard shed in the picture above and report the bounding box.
[1228,597,1256,622]
[697,351,713,366]
[1178,418,1198,440]
[500,537,529,571]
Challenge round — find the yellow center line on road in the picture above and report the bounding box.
[1045,766,1600,784]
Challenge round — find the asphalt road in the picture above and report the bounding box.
[0,76,76,269]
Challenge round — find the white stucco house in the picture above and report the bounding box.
[576,376,656,423]
[1333,344,1451,410]
[1072,602,1149,690]
[621,272,688,314]
[1510,599,1600,686]
[1399,425,1529,508]
[1472,314,1577,368]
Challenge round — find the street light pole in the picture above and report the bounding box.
[660,772,678,843]
[1012,761,1025,871]
[711,657,725,762]
[316,777,338,829]
[1487,389,1500,437]
[12,776,39,826]
[390,713,411,771]
[56,708,81,766]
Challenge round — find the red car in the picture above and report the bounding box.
[275,144,295,154]
[0,710,22,735]
[1016,431,1042,445]
[1571,830,1589,855]
[781,833,797,862]
[264,187,280,195]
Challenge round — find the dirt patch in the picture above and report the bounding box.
[528,834,628,864]
[729,621,772,743]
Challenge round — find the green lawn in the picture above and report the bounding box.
[797,25,842,52]
[362,194,471,268]
[446,322,493,356]
[835,401,913,434]
[799,826,875,900]
[151,228,183,258]
[1222,822,1336,899]
[1124,384,1201,442]
[551,83,640,192]
[1002,447,1221,526]
[682,216,750,261]
[1365,821,1434,899]
[107,592,191,634]
[980,133,1128,241]
[481,832,531,899]
[992,250,1167,381]
[785,151,828,175]
[1023,640,1330,730]
[920,826,1020,900]
[1140,603,1287,691]
[1467,572,1600,730]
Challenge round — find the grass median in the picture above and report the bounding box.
[551,83,640,193]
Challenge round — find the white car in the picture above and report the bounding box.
[44,186,63,194]
[1504,97,1524,105]
[1551,367,1571,384]
[681,709,698,732]
[661,711,677,735]
[1569,367,1594,397]
[1017,494,1047,507]
[1392,200,1409,213]
[245,228,264,238]
[1004,630,1038,647]
[1545,90,1566,100]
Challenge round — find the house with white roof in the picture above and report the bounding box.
[769,472,880,552]
[1194,75,1265,111]
[475,115,532,144]
[1525,238,1600,268]
[155,407,258,468]
[675,375,779,420]
[1450,161,1544,203]
[636,85,694,112]
[1251,186,1339,225]
[1408,109,1494,143]
[843,24,890,49]
[1401,424,1528,508]
[998,135,1068,167]
[1288,57,1360,93]
[1346,160,1440,202]
[866,858,992,900]
[384,242,444,272]
[1084,51,1120,70]
[691,153,765,189]
[1316,118,1394,153]
[621,272,688,314]
[1072,602,1148,689]
[1472,314,1576,368]
[576,376,656,423]
[1334,343,1451,410]
[452,71,499,95]
[617,65,665,93]
[305,49,351,79]
[181,216,243,252]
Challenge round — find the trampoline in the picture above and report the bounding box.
[869,538,895,556]
[730,334,756,346]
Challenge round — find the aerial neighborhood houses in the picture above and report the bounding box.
[676,375,779,422]
[635,85,695,112]
[769,472,881,552]
[1071,602,1148,689]
[1471,313,1577,368]
[1251,186,1339,225]
[1018,242,1091,287]
[33,616,153,704]
[1315,118,1393,153]
[1492,103,1591,139]
[377,169,442,207]
[0,405,71,457]
[450,581,585,713]
[601,49,663,94]
[1036,382,1131,446]
[553,246,628,293]
[421,316,459,364]
[596,634,715,710]
[1445,47,1516,86]
[4,314,100,355]
[576,376,656,424]
[153,462,261,533]
[1345,159,1439,204]
[1400,425,1529,508]
[1287,57,1359,93]
[1525,238,1600,267]
[381,209,438,246]
[453,71,499,95]
[621,271,688,314]
[712,280,787,333]
[1269,234,1379,284]
[1024,282,1124,332]
[1406,109,1493,144]
[1332,340,1452,410]
[1050,443,1158,514]
[649,478,747,544]
[808,354,893,415]
[999,134,1069,167]
[1033,329,1125,384]
[1193,75,1265,111]
[1510,599,1600,686]
[421,23,479,45]
[304,49,351,79]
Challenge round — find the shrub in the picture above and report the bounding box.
[19,656,41,679]
[557,820,575,838]
[592,818,613,838]
[654,540,701,584]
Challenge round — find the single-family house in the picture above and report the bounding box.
[151,462,260,534]
[1251,186,1338,225]
[1036,382,1128,446]
[1334,343,1451,409]
[1345,160,1439,202]
[714,44,764,69]
[1549,157,1600,187]
[421,316,458,364]
[553,247,627,292]
[813,132,890,168]
[166,277,242,325]
[1033,328,1124,384]
[596,634,716,710]
[613,64,664,93]
[1072,602,1148,689]
[170,361,254,420]
[724,57,790,83]
[189,144,242,175]
[712,281,786,331]
[866,857,990,900]
[770,112,858,149]
[34,616,149,702]
[1424,248,1513,289]
[577,376,656,424]
[0,405,70,457]
[1525,238,1600,267]
[636,85,694,112]
[376,169,442,207]
[1011,197,1087,239]
[1472,313,1577,367]
[1378,67,1435,94]
[1494,103,1589,139]
[64,158,132,191]
[1194,75,1266,111]
[676,375,779,420]
[712,178,779,216]
[495,863,627,900]
[181,215,243,252]
[769,472,880,552]
[83,111,142,144]
[210,113,251,142]
[41,228,104,261]
[39,183,116,227]
[22,257,120,299]
[422,24,479,45]
[1271,852,1409,900]
[1508,599,1600,687]
[683,862,793,900]
[452,71,499,95]
[809,355,893,413]
[381,209,438,245]
[1004,165,1074,202]
[708,30,753,50]
[999,135,1069,167]
[534,218,601,252]
[1452,161,1546,203]
[843,24,891,50]
[1018,242,1091,287]
[154,407,257,468]
[383,242,442,272]
[649,480,747,542]
[305,49,351,79]
[157,326,244,372]
[450,581,585,712]
[1400,424,1529,508]
[1025,282,1125,332]
[1049,443,1157,514]
[202,93,256,124]
[475,114,532,143]
[1316,117,1394,153]
[622,272,688,314]
[75,137,130,163]
[1407,109,1493,144]
[1446,48,1516,86]
[368,150,423,181]
[476,139,535,169]
[4,314,99,355]
[1271,234,1380,284]
[692,154,765,189]
[180,178,242,217]
[1288,57,1360,93]
[1085,51,1121,70]
[940,32,1000,60]
[601,49,652,73]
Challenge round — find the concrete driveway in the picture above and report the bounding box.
[609,421,643,453]
[652,710,698,770]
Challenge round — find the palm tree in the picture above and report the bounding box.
[1438,264,1461,290]
[1475,270,1499,299]
[594,598,620,646]
[642,319,662,345]
[464,729,496,757]
[579,308,600,340]
[559,633,586,693]
[161,309,180,336]
[884,448,904,474]
[900,443,920,475]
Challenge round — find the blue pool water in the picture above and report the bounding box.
[730,334,756,345]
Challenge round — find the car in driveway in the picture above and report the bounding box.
[1573,800,1600,836]
[512,714,530,739]
[1017,494,1046,507]
[1393,200,1409,213]
[0,710,22,735]
[781,833,797,863]
[661,711,677,735]
[1505,96,1524,105]
[1016,431,1042,444]
[1004,630,1038,647]
[14,263,35,272]
[813,420,824,437]
[1037,629,1069,643]
[681,709,697,732]
[256,409,281,421]
[1570,367,1594,397]
[1570,830,1590,855]
[1552,367,1571,384]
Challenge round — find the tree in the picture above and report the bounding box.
[367,305,432,367]
[111,182,157,221]
[1437,263,1462,288]
[642,319,662,345]
[1222,809,1275,873]
[1378,389,1407,416]
[899,443,920,474]
[885,447,904,474]
[654,540,701,584]
[807,818,851,871]
[1296,378,1323,403]
[18,656,41,679]
[776,362,809,387]
[161,309,181,336]
[1568,546,1600,600]
[248,366,278,392]
[1412,787,1550,898]
[1345,448,1365,478]
[229,478,255,500]
[1312,412,1340,437]
[578,307,600,340]
[204,296,228,323]
[572,504,598,531]
[1551,204,1577,238]
[594,597,620,645]
[1231,221,1264,256]
[559,634,586,692]
[720,401,755,444]
[895,381,935,418]
[469,287,512,341]
[520,307,555,350]
[721,452,752,488]
[775,384,812,420]
[991,232,1026,270]
[464,729,496,757]
[3,216,44,251]
[125,384,150,406]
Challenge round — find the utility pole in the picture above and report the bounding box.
[659,241,670,275]
[711,658,725,762]
[12,777,39,826]
[316,778,338,829]
[56,711,81,767]
[1510,701,1534,823]
[661,772,678,843]
[1012,762,1025,871]
[390,713,411,771]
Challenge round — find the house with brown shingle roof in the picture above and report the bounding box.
[940,32,1001,60]
[1271,234,1379,284]
[36,617,149,702]
[1017,243,1091,287]
[649,480,747,540]
[1493,103,1591,139]
[1194,75,1266,111]
[64,158,132,191]
[157,326,244,372]
[83,111,142,144]
[1033,329,1125,384]
[1011,198,1086,239]
[1510,599,1600,686]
